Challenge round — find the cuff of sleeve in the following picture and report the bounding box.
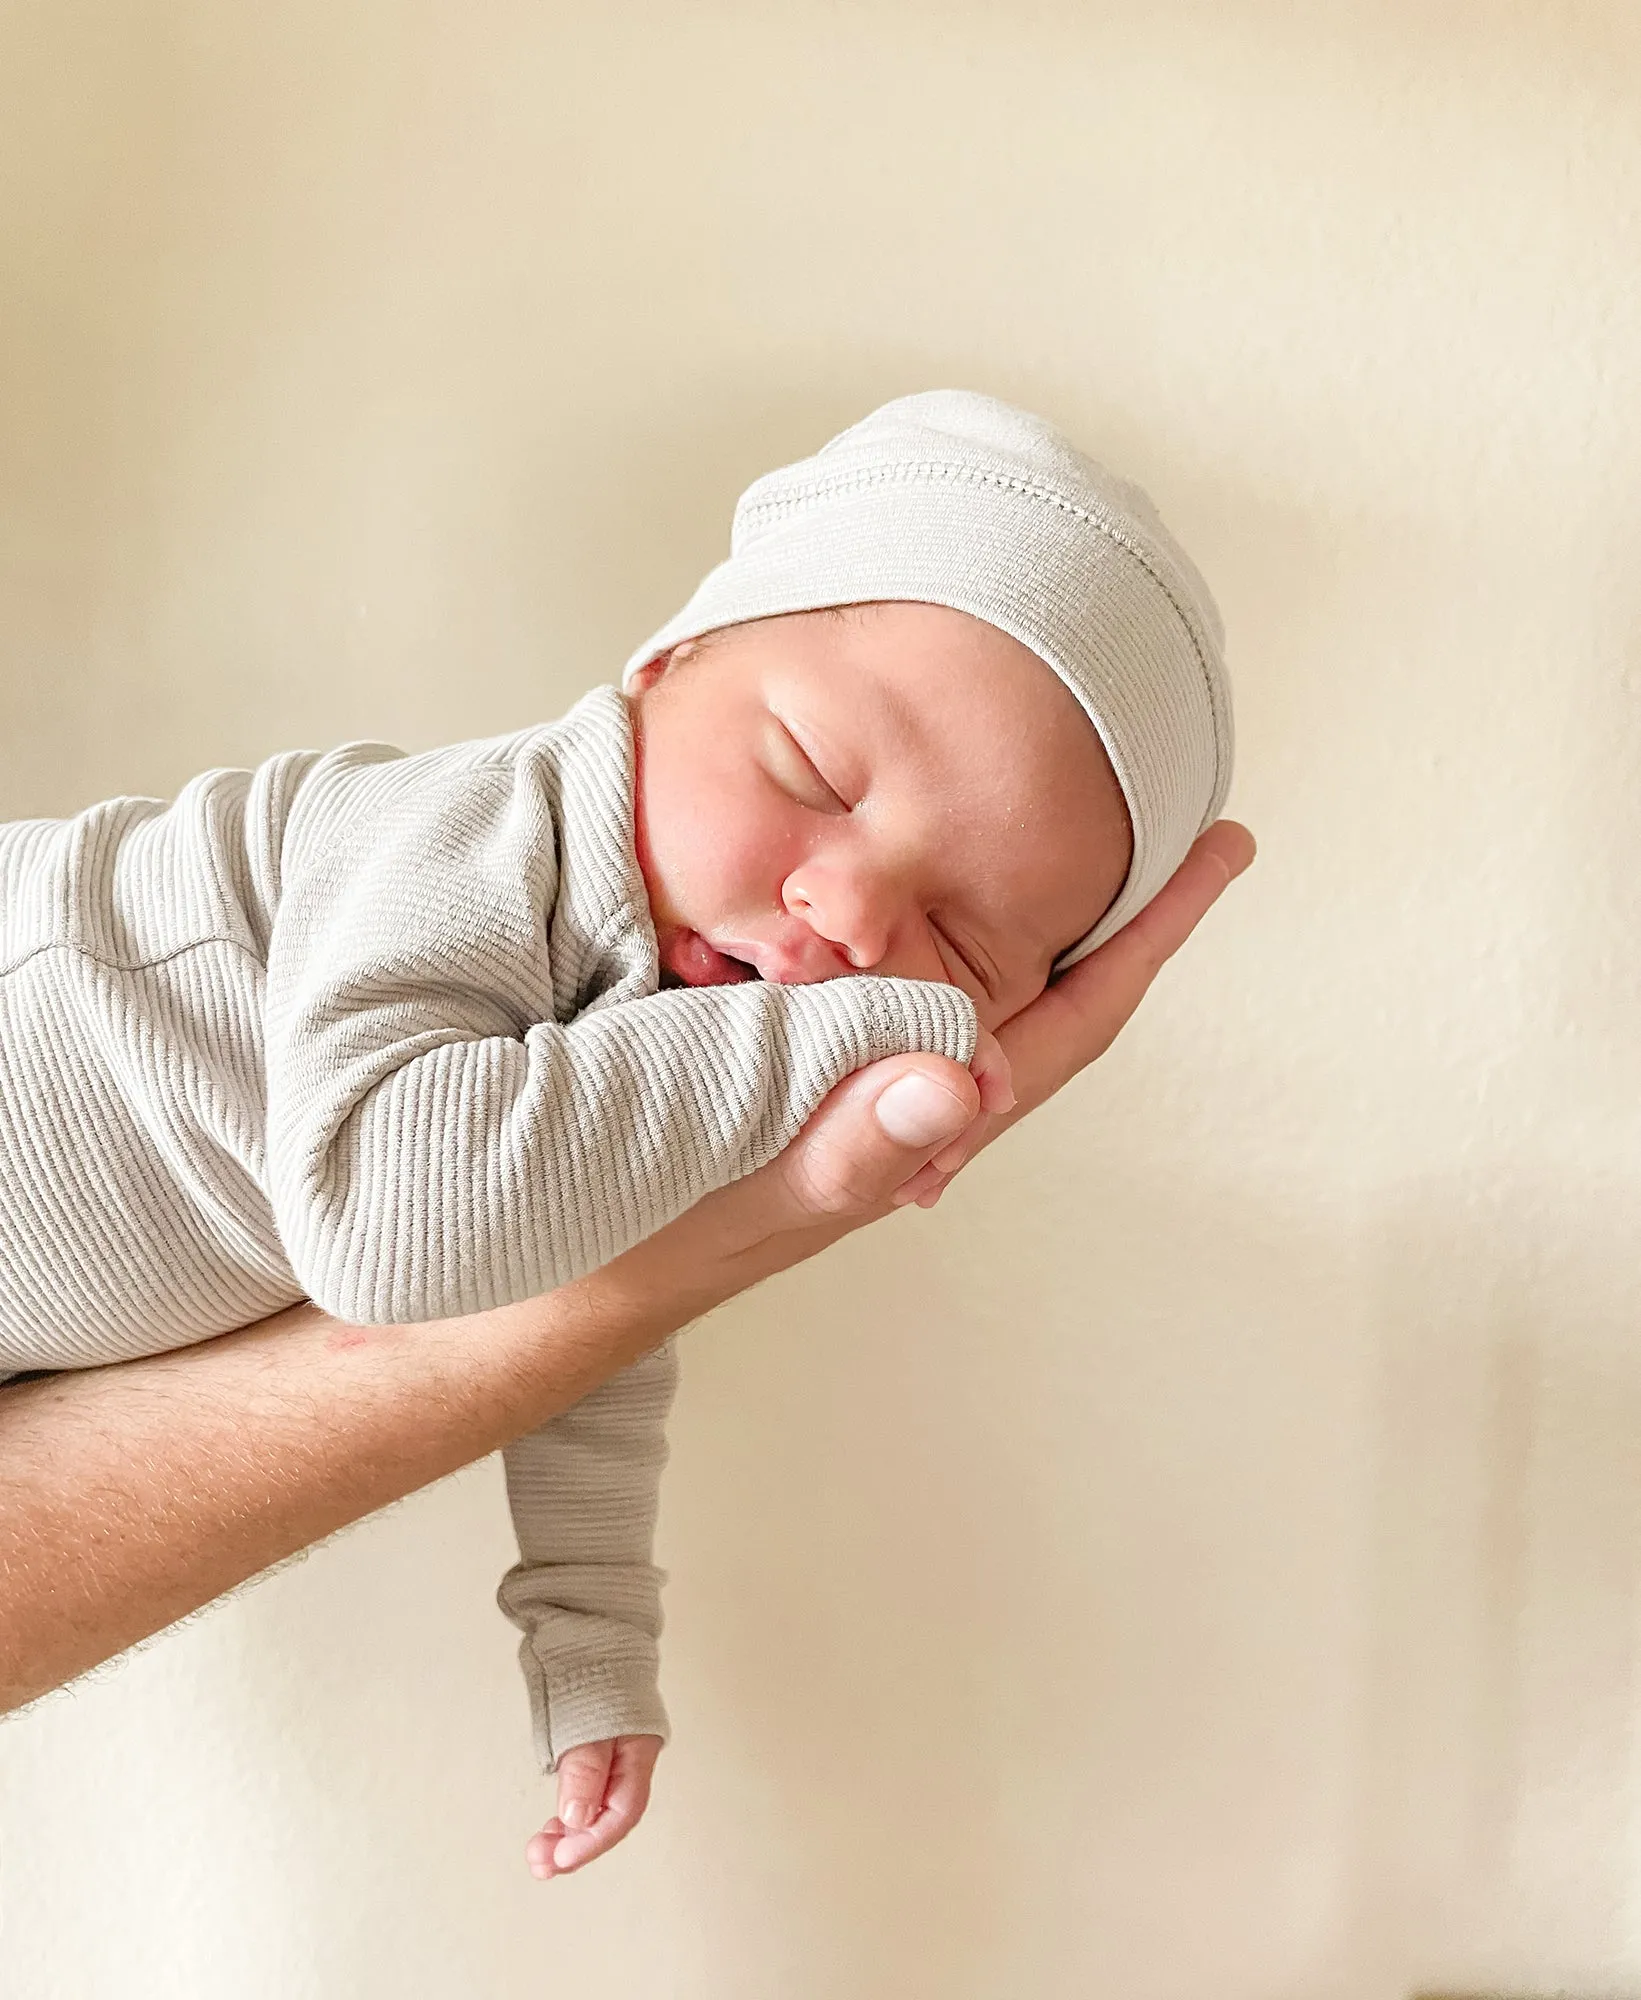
[852,975,979,1069]
[521,1650,672,1774]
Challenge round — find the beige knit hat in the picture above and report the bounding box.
[622,389,1234,970]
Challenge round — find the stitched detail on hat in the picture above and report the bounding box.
[740,459,1229,792]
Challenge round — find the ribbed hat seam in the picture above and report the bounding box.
[740,458,1227,799]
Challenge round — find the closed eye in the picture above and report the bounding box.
[935,921,992,1000]
[772,719,850,812]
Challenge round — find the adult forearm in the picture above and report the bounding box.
[0,1034,928,1718]
[0,820,1252,1718]
[0,1222,756,1717]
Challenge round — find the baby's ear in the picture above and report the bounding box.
[630,642,697,693]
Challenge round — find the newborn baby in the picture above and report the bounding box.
[0,390,1233,1877]
[633,602,1132,1015]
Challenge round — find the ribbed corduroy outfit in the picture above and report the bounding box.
[0,388,1234,1773]
[0,683,977,1765]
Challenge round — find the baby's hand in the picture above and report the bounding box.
[525,1733,663,1881]
[889,1020,1014,1212]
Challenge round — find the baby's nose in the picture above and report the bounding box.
[785,870,896,974]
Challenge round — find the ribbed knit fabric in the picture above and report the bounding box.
[0,681,978,1763]
[499,1339,679,1767]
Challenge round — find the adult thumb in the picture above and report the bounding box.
[775,1055,978,1223]
[872,1068,976,1148]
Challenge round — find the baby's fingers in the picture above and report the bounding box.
[554,1739,615,1833]
[526,1816,569,1879]
[531,1735,663,1882]
[526,1739,615,1877]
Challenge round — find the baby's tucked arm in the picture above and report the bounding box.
[497,1337,677,1770]
[262,742,978,1326]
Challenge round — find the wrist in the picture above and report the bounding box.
[593,1178,855,1332]
[570,1216,743,1354]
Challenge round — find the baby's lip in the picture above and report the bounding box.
[719,936,845,984]
[711,936,773,981]
[674,930,761,985]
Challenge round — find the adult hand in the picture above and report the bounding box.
[685,819,1255,1278]
[504,821,1250,1882]
[894,817,1257,1207]
[0,823,1249,1718]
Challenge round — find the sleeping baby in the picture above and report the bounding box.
[0,390,1234,1878]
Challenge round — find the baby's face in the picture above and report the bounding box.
[624,602,1132,1031]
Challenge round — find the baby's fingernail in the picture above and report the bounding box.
[875,1074,967,1148]
[562,1800,593,1830]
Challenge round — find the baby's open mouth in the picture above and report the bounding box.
[671,930,763,987]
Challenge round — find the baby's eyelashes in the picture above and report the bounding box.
[932,922,991,1001]
[766,717,850,814]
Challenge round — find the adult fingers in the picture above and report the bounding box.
[996,820,1255,1113]
[685,825,1250,1274]
[770,1055,981,1224]
[966,1024,1016,1116]
[900,823,1256,1193]
[891,1156,959,1209]
[1087,821,1256,1012]
[674,1050,985,1290]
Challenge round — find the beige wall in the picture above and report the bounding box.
[4,4,1641,1995]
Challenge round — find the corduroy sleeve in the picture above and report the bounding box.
[262,740,979,1326]
[497,1338,678,1773]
